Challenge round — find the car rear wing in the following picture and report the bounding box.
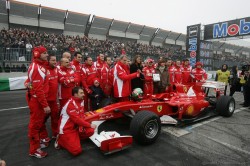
[202,80,226,92]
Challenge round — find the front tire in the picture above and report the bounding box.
[216,96,235,117]
[130,111,161,145]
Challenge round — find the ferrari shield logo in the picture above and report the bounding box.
[157,105,162,112]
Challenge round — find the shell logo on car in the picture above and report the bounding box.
[187,105,194,115]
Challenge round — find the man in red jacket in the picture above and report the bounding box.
[181,59,192,84]
[46,54,59,139]
[56,87,96,156]
[94,53,105,76]
[81,56,99,111]
[58,58,80,109]
[173,60,183,84]
[143,59,155,97]
[71,52,82,86]
[26,46,51,158]
[191,62,207,82]
[113,55,140,101]
[100,56,113,97]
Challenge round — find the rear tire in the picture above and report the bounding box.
[130,111,161,145]
[216,96,235,117]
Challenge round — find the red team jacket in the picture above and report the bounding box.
[191,68,207,82]
[81,64,99,90]
[168,66,175,84]
[58,97,91,134]
[71,59,82,85]
[58,66,80,100]
[100,64,113,96]
[173,66,182,84]
[113,61,138,98]
[181,65,192,84]
[46,66,58,101]
[27,59,49,108]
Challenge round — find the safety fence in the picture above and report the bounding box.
[0,47,243,73]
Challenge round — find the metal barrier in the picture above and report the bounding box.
[0,47,242,73]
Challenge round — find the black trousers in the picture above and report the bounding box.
[243,85,250,106]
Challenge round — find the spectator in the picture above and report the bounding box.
[21,63,27,72]
[154,59,170,94]
[89,78,105,110]
[229,66,239,96]
[4,64,10,73]
[215,64,230,95]
[0,159,6,166]
[130,55,143,91]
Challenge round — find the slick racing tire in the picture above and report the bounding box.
[216,96,235,117]
[130,111,161,145]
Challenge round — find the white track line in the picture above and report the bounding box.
[198,133,250,155]
[163,108,248,137]
[184,108,247,130]
[0,106,28,112]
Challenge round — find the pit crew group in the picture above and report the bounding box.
[25,45,208,158]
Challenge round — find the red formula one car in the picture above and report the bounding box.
[83,81,235,154]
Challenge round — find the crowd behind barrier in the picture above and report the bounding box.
[0,28,248,73]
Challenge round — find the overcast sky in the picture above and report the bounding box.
[17,0,250,46]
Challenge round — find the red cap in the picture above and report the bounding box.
[93,78,100,84]
[147,59,154,63]
[195,61,203,67]
[32,46,47,59]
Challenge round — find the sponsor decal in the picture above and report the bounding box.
[204,17,250,40]
[139,105,153,109]
[186,105,194,115]
[100,113,114,120]
[95,108,104,113]
[213,19,250,38]
[157,105,162,112]
[186,24,201,67]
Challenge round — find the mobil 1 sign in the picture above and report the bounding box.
[186,24,201,66]
[204,17,250,40]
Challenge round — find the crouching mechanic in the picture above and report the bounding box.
[56,87,96,156]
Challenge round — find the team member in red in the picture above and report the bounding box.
[45,54,59,139]
[113,55,140,101]
[56,87,96,156]
[58,58,80,109]
[71,52,82,85]
[94,53,105,76]
[191,62,207,82]
[100,56,113,97]
[181,59,192,84]
[173,60,182,84]
[26,46,51,158]
[143,59,155,97]
[81,56,99,111]
[167,59,175,84]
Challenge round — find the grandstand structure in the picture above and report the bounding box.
[0,0,250,72]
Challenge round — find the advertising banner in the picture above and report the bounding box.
[204,17,250,40]
[186,24,201,67]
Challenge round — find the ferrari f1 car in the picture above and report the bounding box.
[83,81,235,154]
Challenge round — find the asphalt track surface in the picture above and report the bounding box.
[0,90,250,166]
